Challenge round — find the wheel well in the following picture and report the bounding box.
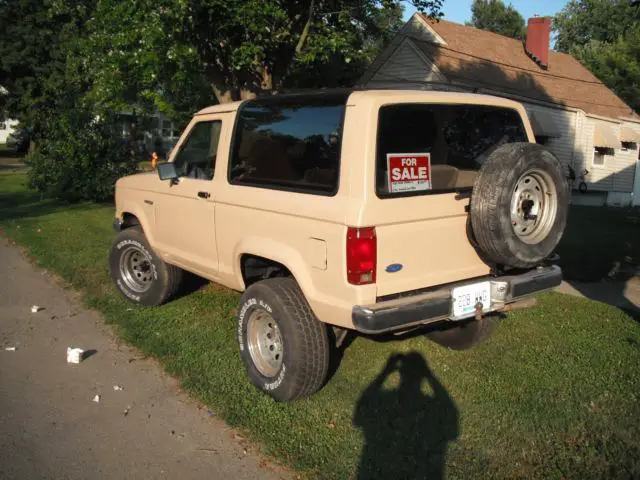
[241,254,291,287]
[122,213,141,229]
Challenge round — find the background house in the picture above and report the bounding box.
[114,111,182,160]
[360,14,640,207]
[0,118,18,143]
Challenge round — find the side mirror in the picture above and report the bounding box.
[157,162,178,182]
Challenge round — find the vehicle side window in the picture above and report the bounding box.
[229,96,346,195]
[173,121,222,180]
[376,104,527,196]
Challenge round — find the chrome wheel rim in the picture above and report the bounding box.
[119,246,154,293]
[510,169,558,244]
[247,310,283,378]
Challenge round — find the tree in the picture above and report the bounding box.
[0,0,141,201]
[571,25,640,113]
[554,0,640,113]
[85,0,443,105]
[466,0,525,40]
[553,0,640,53]
[0,0,77,139]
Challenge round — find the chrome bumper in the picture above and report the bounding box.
[352,265,562,334]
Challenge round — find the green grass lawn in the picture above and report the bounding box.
[1,170,639,479]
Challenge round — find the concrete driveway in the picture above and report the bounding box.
[0,237,282,480]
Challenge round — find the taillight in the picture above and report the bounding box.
[346,227,377,285]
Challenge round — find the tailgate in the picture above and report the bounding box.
[372,194,490,297]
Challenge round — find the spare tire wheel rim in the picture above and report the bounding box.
[510,168,558,244]
[119,245,154,293]
[247,309,283,378]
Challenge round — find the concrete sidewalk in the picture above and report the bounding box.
[556,277,640,312]
[0,236,283,480]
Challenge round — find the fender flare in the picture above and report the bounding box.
[234,237,316,299]
[118,205,157,247]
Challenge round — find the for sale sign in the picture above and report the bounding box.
[386,153,432,193]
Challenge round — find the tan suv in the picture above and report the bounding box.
[109,90,567,401]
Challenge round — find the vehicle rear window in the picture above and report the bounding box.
[229,95,347,195]
[376,104,527,196]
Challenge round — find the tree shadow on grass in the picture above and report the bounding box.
[353,351,459,480]
[0,190,110,223]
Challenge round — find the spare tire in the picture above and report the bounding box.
[470,142,568,268]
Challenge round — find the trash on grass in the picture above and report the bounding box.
[31,305,43,313]
[92,394,101,403]
[4,346,16,351]
[66,347,84,364]
[113,385,123,391]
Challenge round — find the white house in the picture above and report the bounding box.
[360,14,640,206]
[0,118,19,143]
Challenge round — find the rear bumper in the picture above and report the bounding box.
[352,265,562,334]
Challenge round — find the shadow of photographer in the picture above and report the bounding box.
[353,351,459,480]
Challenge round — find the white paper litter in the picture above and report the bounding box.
[113,385,123,391]
[4,347,16,351]
[92,394,101,403]
[66,347,84,364]
[31,305,43,313]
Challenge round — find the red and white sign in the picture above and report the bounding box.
[386,153,432,193]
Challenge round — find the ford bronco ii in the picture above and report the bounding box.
[109,90,567,401]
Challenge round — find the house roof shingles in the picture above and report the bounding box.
[410,16,637,120]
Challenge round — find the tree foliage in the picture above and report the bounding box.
[554,0,640,113]
[553,0,640,53]
[466,0,525,40]
[85,0,441,104]
[0,0,444,201]
[26,109,139,202]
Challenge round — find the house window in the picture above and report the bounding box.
[621,141,637,151]
[161,120,173,138]
[535,135,550,145]
[593,147,613,167]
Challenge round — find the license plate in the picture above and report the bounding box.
[451,282,491,319]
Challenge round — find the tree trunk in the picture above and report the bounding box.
[275,0,315,91]
[211,83,237,104]
[239,89,257,100]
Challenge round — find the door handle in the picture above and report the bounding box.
[197,191,211,199]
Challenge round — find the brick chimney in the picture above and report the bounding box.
[525,17,551,69]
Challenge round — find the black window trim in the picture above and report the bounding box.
[227,94,348,197]
[374,102,527,199]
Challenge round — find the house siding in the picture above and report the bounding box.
[522,103,577,172]
[368,40,447,88]
[0,119,19,143]
[582,117,636,193]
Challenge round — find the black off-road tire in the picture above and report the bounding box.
[237,278,330,402]
[426,315,500,351]
[470,142,568,268]
[109,227,183,306]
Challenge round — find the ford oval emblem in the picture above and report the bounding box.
[385,263,403,273]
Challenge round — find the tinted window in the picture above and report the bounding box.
[173,121,222,180]
[230,97,346,194]
[376,104,527,196]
